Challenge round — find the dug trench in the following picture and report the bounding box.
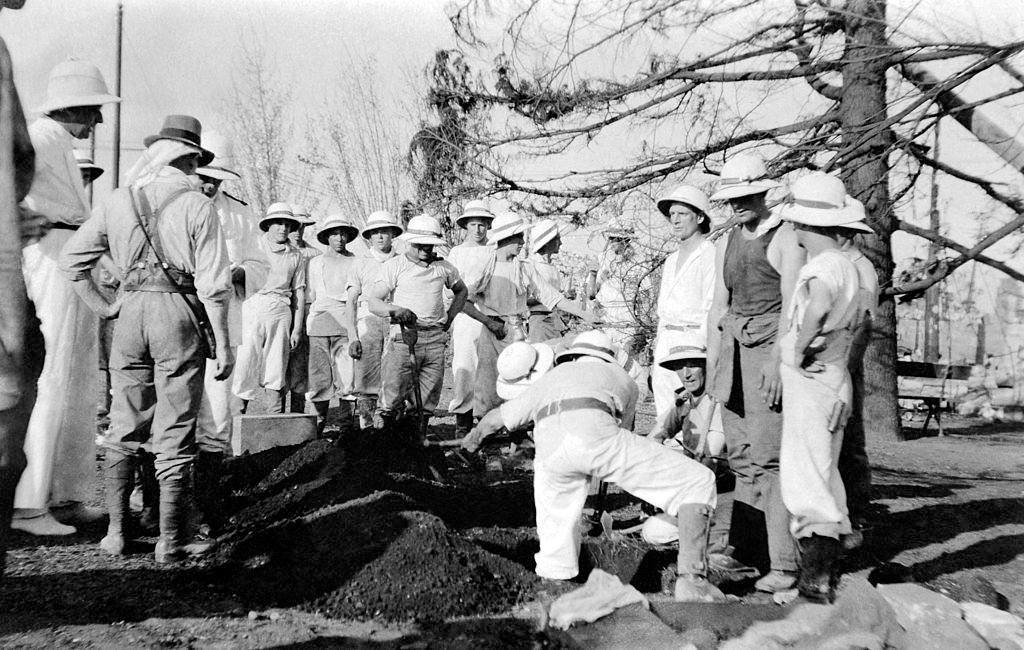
[201,430,677,625]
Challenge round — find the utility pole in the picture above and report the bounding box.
[112,1,123,189]
[924,122,941,362]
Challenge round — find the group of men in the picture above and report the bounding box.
[0,50,878,606]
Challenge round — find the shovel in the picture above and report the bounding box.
[401,325,445,480]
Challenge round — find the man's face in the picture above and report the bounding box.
[67,105,104,139]
[327,229,348,253]
[266,219,294,244]
[727,192,767,224]
[369,229,394,252]
[673,360,706,394]
[499,233,524,257]
[539,235,562,256]
[464,218,489,244]
[198,174,223,198]
[608,236,630,256]
[288,224,306,246]
[668,203,702,241]
[409,243,434,262]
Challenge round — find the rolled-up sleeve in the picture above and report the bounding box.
[193,201,232,306]
[59,205,109,281]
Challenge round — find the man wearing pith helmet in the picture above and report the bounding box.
[706,153,804,593]
[651,184,717,434]
[14,59,121,536]
[60,114,232,563]
[345,210,405,429]
[463,330,724,602]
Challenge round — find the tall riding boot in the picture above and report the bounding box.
[313,400,330,437]
[138,451,159,534]
[796,534,842,604]
[100,451,134,555]
[154,473,189,564]
[455,411,475,437]
[290,390,306,414]
[674,503,726,602]
[185,452,223,556]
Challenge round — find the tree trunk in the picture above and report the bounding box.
[840,0,904,441]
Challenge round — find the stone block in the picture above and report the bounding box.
[876,582,961,628]
[962,602,1024,650]
[232,414,317,455]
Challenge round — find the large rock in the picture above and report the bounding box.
[962,602,1024,650]
[720,603,833,650]
[232,413,317,455]
[878,582,987,650]
[801,577,904,649]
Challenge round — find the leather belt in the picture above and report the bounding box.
[535,397,619,423]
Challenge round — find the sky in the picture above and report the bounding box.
[4,0,1024,330]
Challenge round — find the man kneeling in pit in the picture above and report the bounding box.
[461,330,725,602]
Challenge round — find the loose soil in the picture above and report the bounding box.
[1,400,1023,648]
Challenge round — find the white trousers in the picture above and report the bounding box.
[533,411,716,579]
[233,294,291,400]
[196,353,241,454]
[17,229,98,509]
[447,313,482,414]
[652,326,694,418]
[779,363,853,540]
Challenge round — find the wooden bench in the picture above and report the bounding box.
[896,360,972,435]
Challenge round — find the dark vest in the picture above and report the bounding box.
[723,223,782,317]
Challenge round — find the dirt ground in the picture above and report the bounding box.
[1,395,1022,648]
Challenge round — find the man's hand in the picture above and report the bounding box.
[461,426,483,453]
[759,358,782,408]
[646,428,667,443]
[19,207,51,246]
[349,340,363,359]
[485,318,506,340]
[290,330,302,350]
[213,344,235,381]
[390,306,417,325]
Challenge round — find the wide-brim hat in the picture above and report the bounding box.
[496,342,556,400]
[604,216,634,240]
[73,150,104,183]
[259,202,301,231]
[316,215,360,244]
[834,196,874,234]
[656,185,710,220]
[489,212,528,245]
[291,205,317,226]
[35,59,121,114]
[778,172,874,233]
[659,345,707,368]
[361,210,404,239]
[710,154,780,201]
[554,330,618,365]
[456,199,495,228]
[143,114,214,166]
[196,131,241,181]
[529,219,562,255]
[398,214,446,246]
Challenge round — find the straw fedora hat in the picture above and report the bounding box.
[778,172,873,233]
[316,215,360,245]
[398,214,447,246]
[710,154,780,201]
[554,330,618,365]
[291,205,316,226]
[259,202,301,231]
[656,185,710,220]
[35,59,121,114]
[528,219,562,255]
[143,115,214,166]
[73,150,104,183]
[361,210,404,239]
[456,199,495,228]
[496,341,556,400]
[489,212,528,245]
[196,131,241,181]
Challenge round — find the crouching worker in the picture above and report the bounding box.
[462,330,724,602]
[776,172,871,603]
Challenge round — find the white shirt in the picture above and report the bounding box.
[447,243,495,295]
[348,248,397,319]
[373,254,462,327]
[23,116,90,225]
[656,239,716,335]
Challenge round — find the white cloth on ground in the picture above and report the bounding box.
[548,569,648,630]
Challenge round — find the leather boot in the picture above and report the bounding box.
[796,534,842,604]
[154,473,188,564]
[455,411,475,436]
[290,390,306,414]
[674,503,726,602]
[138,451,159,534]
[185,452,223,556]
[312,400,330,437]
[338,400,357,436]
[100,451,134,555]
